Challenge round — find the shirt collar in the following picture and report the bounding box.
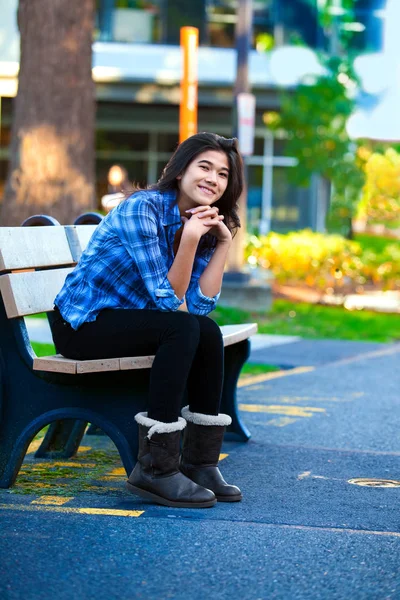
[160,190,182,227]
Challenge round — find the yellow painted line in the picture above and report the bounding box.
[265,417,298,427]
[31,496,74,506]
[219,453,229,461]
[334,344,400,367]
[266,395,344,404]
[0,504,144,518]
[77,446,92,453]
[238,366,315,388]
[22,462,96,468]
[108,467,126,477]
[15,482,68,489]
[238,404,326,418]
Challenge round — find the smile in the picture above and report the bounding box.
[198,185,215,196]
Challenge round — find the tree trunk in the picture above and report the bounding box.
[1,0,96,226]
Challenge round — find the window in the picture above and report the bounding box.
[96,0,163,44]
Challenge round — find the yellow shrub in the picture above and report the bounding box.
[245,230,400,291]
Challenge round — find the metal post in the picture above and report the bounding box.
[179,27,198,143]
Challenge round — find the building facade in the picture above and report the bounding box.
[0,0,386,232]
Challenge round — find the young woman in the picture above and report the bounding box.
[51,132,244,509]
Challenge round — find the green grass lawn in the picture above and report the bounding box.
[31,342,56,356]
[213,300,400,343]
[354,233,400,253]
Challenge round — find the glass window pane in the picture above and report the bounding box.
[96,1,162,44]
[253,137,265,156]
[271,166,301,232]
[157,133,179,154]
[247,165,263,233]
[273,139,288,156]
[96,130,149,152]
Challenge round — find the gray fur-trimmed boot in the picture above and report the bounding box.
[180,406,242,502]
[126,413,216,508]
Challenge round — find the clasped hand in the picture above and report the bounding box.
[182,206,232,244]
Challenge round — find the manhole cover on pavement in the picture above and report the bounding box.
[348,478,400,488]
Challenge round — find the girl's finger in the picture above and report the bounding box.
[197,209,220,219]
[186,206,219,215]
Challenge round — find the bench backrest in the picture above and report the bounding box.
[0,225,98,318]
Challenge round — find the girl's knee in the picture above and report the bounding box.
[196,315,223,343]
[163,311,201,345]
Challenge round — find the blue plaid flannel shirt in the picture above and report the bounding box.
[54,189,220,330]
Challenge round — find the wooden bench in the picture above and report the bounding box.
[0,224,257,488]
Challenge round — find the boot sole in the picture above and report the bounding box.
[216,494,243,502]
[126,481,217,508]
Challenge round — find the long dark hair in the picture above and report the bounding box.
[154,132,243,239]
[128,132,243,243]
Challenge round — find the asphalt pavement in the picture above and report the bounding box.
[0,327,399,599]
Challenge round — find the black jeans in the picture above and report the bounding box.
[50,308,224,423]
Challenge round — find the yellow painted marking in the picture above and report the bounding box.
[74,508,144,517]
[31,496,74,506]
[219,453,228,461]
[267,395,342,404]
[23,462,96,468]
[108,467,126,477]
[77,446,92,453]
[298,471,311,480]
[16,482,68,489]
[238,404,326,417]
[1,504,399,537]
[266,417,298,427]
[238,366,315,388]
[0,504,144,518]
[334,344,400,367]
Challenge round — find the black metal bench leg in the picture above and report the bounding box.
[0,420,34,488]
[221,339,251,442]
[34,419,88,459]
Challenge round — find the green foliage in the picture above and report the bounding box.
[355,234,400,254]
[265,57,365,233]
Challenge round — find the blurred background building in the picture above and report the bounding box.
[0,0,387,232]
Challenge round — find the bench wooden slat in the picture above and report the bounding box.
[120,356,155,370]
[0,267,74,318]
[0,227,74,272]
[219,323,258,347]
[32,323,258,374]
[74,225,98,252]
[32,355,77,374]
[77,357,120,374]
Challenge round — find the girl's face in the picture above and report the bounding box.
[177,150,230,211]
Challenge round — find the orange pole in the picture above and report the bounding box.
[179,27,198,143]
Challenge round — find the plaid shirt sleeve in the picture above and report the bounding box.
[115,193,184,311]
[186,249,220,315]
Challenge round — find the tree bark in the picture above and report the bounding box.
[1,0,96,226]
